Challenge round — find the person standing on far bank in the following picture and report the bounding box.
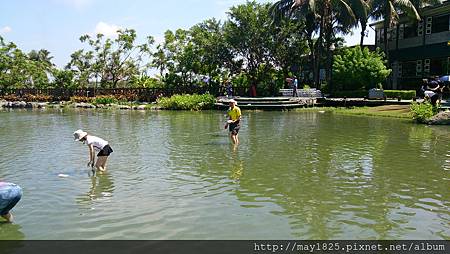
[73,130,113,172]
[292,76,298,97]
[224,99,241,145]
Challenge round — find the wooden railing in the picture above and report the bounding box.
[0,87,217,101]
[0,85,274,100]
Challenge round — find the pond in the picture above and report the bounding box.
[0,109,449,240]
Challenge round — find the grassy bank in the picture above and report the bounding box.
[295,105,412,119]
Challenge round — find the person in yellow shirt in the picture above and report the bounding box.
[224,99,241,145]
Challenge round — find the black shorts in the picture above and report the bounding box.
[97,145,113,157]
[229,122,240,135]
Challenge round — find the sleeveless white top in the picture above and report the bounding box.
[85,136,108,151]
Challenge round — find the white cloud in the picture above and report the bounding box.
[0,26,12,35]
[93,22,122,38]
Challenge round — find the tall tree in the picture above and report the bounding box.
[66,49,94,88]
[0,38,27,89]
[136,35,155,78]
[0,37,54,89]
[189,19,232,82]
[28,49,55,88]
[151,44,168,78]
[271,0,319,84]
[67,29,142,88]
[268,16,309,78]
[272,0,356,87]
[347,0,371,46]
[224,1,275,91]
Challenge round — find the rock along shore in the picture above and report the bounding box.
[0,100,161,110]
[426,111,450,125]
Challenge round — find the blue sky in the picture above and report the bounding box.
[0,0,375,68]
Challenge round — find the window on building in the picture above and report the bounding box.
[448,58,450,75]
[401,61,417,77]
[379,28,384,42]
[404,23,418,38]
[432,15,450,33]
[376,29,381,44]
[429,58,447,76]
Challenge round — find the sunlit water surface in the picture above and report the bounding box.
[0,109,449,240]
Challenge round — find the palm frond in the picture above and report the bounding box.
[395,0,421,20]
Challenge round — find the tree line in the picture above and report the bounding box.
[0,0,438,96]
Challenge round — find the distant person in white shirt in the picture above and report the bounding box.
[73,130,113,172]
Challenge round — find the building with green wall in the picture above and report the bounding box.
[371,1,450,90]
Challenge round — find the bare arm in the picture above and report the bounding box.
[88,144,95,167]
[428,85,439,91]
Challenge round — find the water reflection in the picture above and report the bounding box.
[76,173,115,206]
[230,161,244,182]
[0,110,449,239]
[229,144,244,182]
[168,112,450,239]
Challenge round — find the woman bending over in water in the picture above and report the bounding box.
[74,130,113,172]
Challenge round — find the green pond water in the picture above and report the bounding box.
[0,109,449,240]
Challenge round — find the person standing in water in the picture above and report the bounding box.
[73,130,113,172]
[224,99,241,145]
[0,182,22,223]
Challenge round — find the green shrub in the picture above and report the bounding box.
[384,90,416,100]
[333,46,391,91]
[332,90,367,98]
[130,76,165,88]
[157,94,215,110]
[410,102,438,123]
[93,95,118,105]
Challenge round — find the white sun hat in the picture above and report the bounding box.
[73,129,88,141]
[228,99,237,105]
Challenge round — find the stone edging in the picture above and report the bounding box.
[0,100,162,110]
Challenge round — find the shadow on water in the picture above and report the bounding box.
[203,131,231,146]
[210,133,229,138]
[205,140,230,146]
[0,222,25,240]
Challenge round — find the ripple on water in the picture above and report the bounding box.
[1,110,450,240]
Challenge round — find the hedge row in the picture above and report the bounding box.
[156,94,216,110]
[384,90,416,100]
[331,90,417,99]
[331,90,368,98]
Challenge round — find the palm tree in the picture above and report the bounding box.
[410,0,442,14]
[271,0,356,88]
[348,0,372,46]
[28,49,54,67]
[271,0,319,85]
[371,0,420,56]
[371,0,427,88]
